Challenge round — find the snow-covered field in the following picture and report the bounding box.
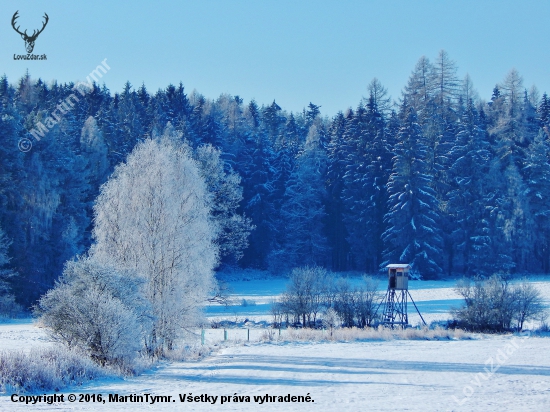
[1,277,550,411]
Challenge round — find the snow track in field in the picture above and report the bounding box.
[2,337,550,411]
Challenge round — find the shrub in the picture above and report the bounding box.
[36,257,147,371]
[354,276,380,327]
[514,280,545,330]
[452,275,546,332]
[0,347,107,394]
[267,325,469,343]
[276,267,382,328]
[279,266,329,327]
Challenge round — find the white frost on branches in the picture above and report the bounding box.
[90,134,218,355]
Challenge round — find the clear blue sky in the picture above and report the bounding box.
[1,0,549,116]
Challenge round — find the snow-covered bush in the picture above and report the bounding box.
[163,343,214,362]
[37,257,146,370]
[277,269,381,328]
[514,279,546,330]
[279,266,329,327]
[453,276,546,332]
[354,276,381,327]
[0,346,107,394]
[330,276,382,327]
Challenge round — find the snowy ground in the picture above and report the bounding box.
[1,277,550,411]
[2,336,549,411]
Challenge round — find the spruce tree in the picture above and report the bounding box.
[325,112,351,270]
[382,104,443,278]
[523,129,550,272]
[447,101,494,276]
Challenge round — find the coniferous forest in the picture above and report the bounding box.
[1,50,550,309]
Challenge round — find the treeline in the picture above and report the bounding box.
[1,50,550,308]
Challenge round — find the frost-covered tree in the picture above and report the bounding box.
[280,266,329,327]
[322,307,342,336]
[513,279,545,330]
[91,136,218,355]
[355,276,381,327]
[484,69,534,272]
[80,116,109,186]
[501,69,523,120]
[491,69,526,159]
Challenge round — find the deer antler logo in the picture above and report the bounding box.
[11,11,49,54]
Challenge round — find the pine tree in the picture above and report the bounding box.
[239,132,277,269]
[80,116,109,186]
[0,226,20,315]
[488,70,532,271]
[118,81,144,152]
[305,102,321,127]
[365,78,392,118]
[193,140,253,263]
[382,104,443,278]
[262,100,284,142]
[276,124,329,269]
[447,101,494,276]
[325,112,351,270]
[342,97,390,272]
[538,93,549,128]
[523,129,550,272]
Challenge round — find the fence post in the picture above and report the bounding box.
[201,329,205,345]
[224,329,227,341]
